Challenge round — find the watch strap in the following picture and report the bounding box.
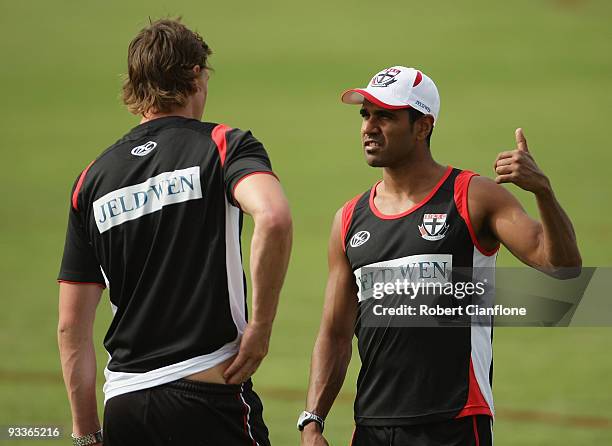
[297,411,325,433]
[71,429,103,446]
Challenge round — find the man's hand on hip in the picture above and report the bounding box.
[224,321,272,384]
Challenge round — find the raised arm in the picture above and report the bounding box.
[470,128,582,278]
[58,282,104,441]
[301,208,359,446]
[223,173,292,384]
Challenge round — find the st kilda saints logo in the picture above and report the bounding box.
[370,68,401,87]
[350,230,371,248]
[418,213,449,241]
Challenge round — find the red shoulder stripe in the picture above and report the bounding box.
[72,160,96,211]
[212,124,232,167]
[341,194,362,253]
[454,171,499,257]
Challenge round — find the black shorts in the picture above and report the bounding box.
[103,378,270,446]
[351,415,492,446]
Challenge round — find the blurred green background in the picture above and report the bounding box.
[1,0,611,444]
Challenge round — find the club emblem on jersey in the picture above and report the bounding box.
[350,230,371,248]
[418,213,449,241]
[131,141,157,157]
[370,68,401,87]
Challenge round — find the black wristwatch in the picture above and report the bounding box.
[71,429,103,446]
[297,411,325,433]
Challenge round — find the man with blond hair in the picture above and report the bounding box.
[58,18,291,445]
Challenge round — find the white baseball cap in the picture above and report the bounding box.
[341,66,440,124]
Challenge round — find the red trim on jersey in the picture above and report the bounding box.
[341,194,362,252]
[473,416,481,446]
[232,171,278,202]
[350,426,356,445]
[212,124,232,167]
[57,280,106,289]
[456,359,493,418]
[454,171,500,256]
[350,89,413,110]
[369,165,452,220]
[72,160,96,211]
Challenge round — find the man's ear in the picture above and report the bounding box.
[192,65,203,91]
[416,115,434,142]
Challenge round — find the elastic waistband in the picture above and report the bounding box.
[162,378,253,395]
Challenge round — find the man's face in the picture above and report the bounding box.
[360,100,415,168]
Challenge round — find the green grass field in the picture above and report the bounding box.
[1,0,611,444]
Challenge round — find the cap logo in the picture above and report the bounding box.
[414,100,431,113]
[370,68,401,88]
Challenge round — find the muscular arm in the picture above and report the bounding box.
[57,282,103,438]
[302,209,358,445]
[470,128,582,278]
[224,173,292,384]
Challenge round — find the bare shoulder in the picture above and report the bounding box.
[331,193,365,253]
[329,206,344,234]
[469,175,520,213]
[324,206,343,252]
[333,206,344,222]
[465,175,525,250]
[470,175,508,197]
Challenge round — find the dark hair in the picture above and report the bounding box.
[122,18,212,115]
[407,108,433,146]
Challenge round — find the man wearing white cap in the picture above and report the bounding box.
[298,66,581,445]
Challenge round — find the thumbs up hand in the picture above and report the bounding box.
[493,128,551,195]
